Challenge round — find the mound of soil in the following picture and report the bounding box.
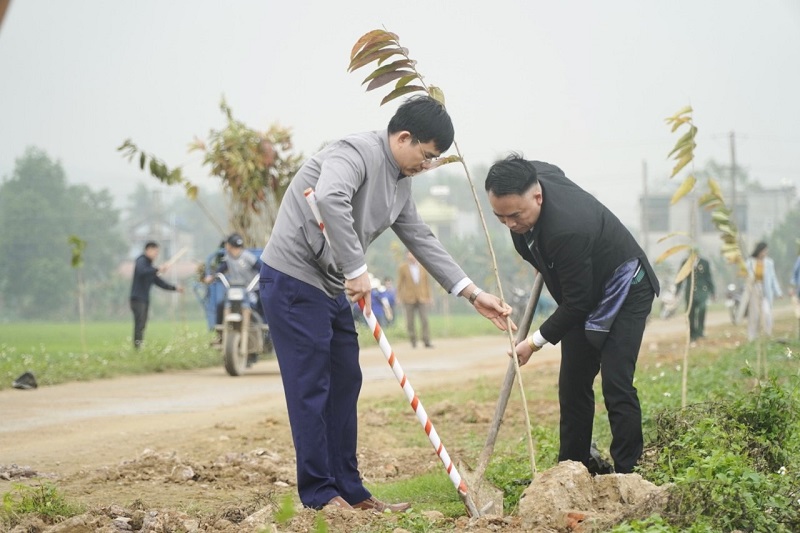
[518,461,670,532]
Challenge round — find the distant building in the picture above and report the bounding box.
[641,182,797,286]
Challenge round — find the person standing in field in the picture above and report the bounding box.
[676,255,715,342]
[744,241,782,341]
[258,95,513,512]
[129,241,183,349]
[396,251,434,348]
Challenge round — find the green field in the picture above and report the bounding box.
[0,313,519,391]
[0,320,219,390]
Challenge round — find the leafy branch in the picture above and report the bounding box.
[659,105,749,405]
[118,99,303,246]
[661,106,747,276]
[117,140,198,199]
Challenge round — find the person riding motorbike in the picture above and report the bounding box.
[204,234,260,343]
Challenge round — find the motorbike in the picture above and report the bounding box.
[509,286,555,324]
[215,273,272,376]
[725,283,743,325]
[659,285,680,319]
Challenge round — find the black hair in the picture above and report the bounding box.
[144,241,159,251]
[751,241,768,258]
[485,154,539,196]
[387,95,454,153]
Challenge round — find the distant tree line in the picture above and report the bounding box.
[0,148,127,320]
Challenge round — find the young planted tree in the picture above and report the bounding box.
[658,106,749,405]
[68,235,87,353]
[347,29,536,511]
[118,99,303,247]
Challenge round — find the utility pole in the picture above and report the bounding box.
[641,160,649,257]
[729,131,737,219]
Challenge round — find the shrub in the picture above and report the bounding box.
[638,379,800,532]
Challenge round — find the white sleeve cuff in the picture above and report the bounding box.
[450,277,472,296]
[532,330,548,348]
[344,264,368,280]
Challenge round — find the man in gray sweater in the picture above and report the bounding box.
[259,96,513,511]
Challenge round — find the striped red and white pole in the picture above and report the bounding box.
[303,187,474,507]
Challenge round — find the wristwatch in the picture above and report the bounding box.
[468,287,483,304]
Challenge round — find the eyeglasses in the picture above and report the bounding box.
[414,139,440,165]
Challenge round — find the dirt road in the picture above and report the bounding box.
[0,307,751,476]
[3,304,792,531]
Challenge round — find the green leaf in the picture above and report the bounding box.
[667,105,693,122]
[379,85,426,106]
[361,59,415,84]
[697,193,720,209]
[667,126,697,158]
[711,210,729,223]
[139,152,146,170]
[149,159,159,179]
[185,183,198,200]
[707,177,723,199]
[669,116,691,132]
[428,85,445,105]
[437,155,462,165]
[670,154,693,178]
[716,223,734,236]
[670,174,696,204]
[395,74,417,89]
[366,69,416,91]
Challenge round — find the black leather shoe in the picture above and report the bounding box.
[587,442,614,475]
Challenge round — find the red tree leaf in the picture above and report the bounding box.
[348,47,402,73]
[350,29,397,60]
[367,70,416,91]
[361,59,414,84]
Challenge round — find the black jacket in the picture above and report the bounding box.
[511,161,659,344]
[676,257,715,304]
[130,254,176,302]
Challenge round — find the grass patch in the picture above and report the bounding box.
[368,471,463,518]
[0,482,85,529]
[0,320,220,390]
[0,314,513,391]
[355,313,545,345]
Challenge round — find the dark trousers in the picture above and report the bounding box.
[557,277,655,473]
[259,264,370,509]
[688,298,708,340]
[130,299,149,349]
[403,302,430,347]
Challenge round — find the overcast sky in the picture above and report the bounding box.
[1,0,798,227]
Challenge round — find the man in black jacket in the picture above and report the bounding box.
[485,155,659,474]
[676,255,715,341]
[130,241,182,349]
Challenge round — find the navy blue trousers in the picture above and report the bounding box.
[259,264,370,509]
[557,276,655,473]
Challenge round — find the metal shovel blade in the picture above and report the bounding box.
[460,273,544,516]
